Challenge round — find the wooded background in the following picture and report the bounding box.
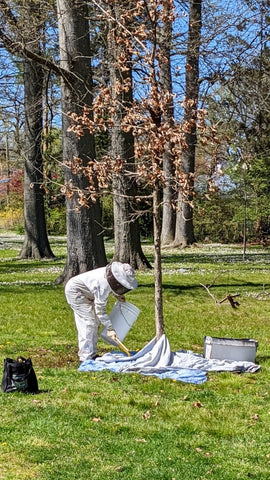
[0,0,269,276]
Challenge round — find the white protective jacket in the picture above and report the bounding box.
[65,266,113,329]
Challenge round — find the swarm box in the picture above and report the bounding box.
[203,336,258,363]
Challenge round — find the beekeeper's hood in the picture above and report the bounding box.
[106,262,138,295]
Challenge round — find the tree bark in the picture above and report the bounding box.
[108,1,151,270]
[160,0,176,246]
[56,0,107,283]
[19,6,54,260]
[153,185,164,340]
[173,0,202,247]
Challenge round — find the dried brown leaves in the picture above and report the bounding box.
[63,0,212,210]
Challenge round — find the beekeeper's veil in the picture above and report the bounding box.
[106,262,138,295]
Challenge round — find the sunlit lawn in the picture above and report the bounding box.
[0,234,269,479]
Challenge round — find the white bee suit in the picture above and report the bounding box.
[65,263,138,362]
[65,267,114,362]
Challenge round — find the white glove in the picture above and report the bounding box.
[107,329,117,342]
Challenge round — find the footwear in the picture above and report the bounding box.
[79,354,100,366]
[91,354,100,360]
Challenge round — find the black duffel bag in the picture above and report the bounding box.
[1,357,39,393]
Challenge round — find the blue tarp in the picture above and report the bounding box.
[78,334,260,384]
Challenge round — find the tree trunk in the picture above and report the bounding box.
[153,185,165,340]
[56,0,107,283]
[19,14,54,260]
[173,0,202,247]
[108,1,151,270]
[160,0,176,246]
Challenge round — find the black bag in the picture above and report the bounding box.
[1,357,39,393]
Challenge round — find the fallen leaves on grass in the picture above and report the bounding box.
[249,413,260,426]
[142,410,151,420]
[193,401,203,408]
[251,413,259,420]
[195,447,212,457]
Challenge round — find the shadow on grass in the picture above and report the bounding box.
[1,275,270,299]
[141,250,270,270]
[0,284,63,294]
[138,281,270,292]
[161,252,270,265]
[0,256,65,272]
[255,355,270,362]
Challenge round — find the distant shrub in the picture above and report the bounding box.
[101,194,114,239]
[46,206,66,235]
[0,204,24,231]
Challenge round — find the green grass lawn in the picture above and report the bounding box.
[0,235,269,479]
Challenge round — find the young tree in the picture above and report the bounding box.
[68,0,200,338]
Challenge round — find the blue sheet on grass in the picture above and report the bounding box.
[78,335,260,384]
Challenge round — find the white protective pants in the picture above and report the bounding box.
[65,282,100,362]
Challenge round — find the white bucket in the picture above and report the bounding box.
[100,301,140,346]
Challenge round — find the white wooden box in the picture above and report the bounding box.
[203,336,258,363]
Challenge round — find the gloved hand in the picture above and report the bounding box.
[117,295,126,303]
[107,328,117,342]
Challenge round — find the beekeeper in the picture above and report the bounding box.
[65,262,138,364]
